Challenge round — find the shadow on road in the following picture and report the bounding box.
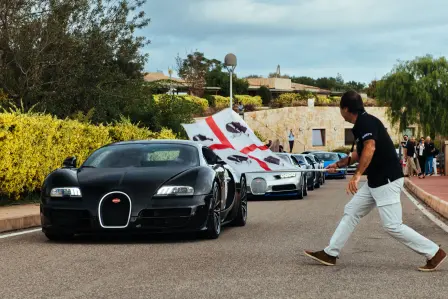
[38,227,244,245]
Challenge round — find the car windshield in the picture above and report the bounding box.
[307,155,316,162]
[313,152,340,161]
[277,154,292,164]
[293,155,306,163]
[82,143,200,168]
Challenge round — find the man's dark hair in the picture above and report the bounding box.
[339,90,365,113]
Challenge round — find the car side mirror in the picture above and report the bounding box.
[63,156,77,168]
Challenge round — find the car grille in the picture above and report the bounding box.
[139,208,197,229]
[251,177,267,195]
[140,208,192,218]
[99,192,131,228]
[272,184,297,192]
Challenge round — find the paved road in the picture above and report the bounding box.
[1,178,447,299]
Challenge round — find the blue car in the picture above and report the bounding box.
[313,152,347,179]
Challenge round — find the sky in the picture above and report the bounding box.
[140,0,448,84]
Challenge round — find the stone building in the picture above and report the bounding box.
[243,106,415,152]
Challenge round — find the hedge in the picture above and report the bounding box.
[0,111,176,199]
[153,94,209,114]
[208,95,262,109]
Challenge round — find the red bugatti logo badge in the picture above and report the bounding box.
[112,198,121,203]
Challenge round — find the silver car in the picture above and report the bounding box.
[245,153,307,200]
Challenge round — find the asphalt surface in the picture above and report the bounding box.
[1,178,447,299]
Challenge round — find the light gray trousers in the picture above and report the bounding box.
[324,178,439,260]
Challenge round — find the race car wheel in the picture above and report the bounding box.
[308,180,315,191]
[303,178,308,196]
[231,176,247,226]
[297,178,305,200]
[205,182,221,239]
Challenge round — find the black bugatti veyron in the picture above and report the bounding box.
[40,140,247,241]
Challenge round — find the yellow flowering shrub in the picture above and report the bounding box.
[0,111,176,200]
[208,95,262,109]
[153,94,209,113]
[234,95,263,107]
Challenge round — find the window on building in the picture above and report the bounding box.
[402,127,415,137]
[312,129,325,146]
[344,129,355,146]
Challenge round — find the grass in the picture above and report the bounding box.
[0,193,40,207]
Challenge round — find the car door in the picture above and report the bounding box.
[202,147,228,210]
[305,156,316,181]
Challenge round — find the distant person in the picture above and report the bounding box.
[401,135,409,176]
[288,129,295,153]
[404,136,422,178]
[424,137,436,175]
[416,137,426,178]
[304,90,445,272]
[279,145,284,153]
[271,139,280,152]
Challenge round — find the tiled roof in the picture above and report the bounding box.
[144,72,185,83]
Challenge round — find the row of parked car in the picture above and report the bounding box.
[271,151,351,198]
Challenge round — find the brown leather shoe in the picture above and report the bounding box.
[418,248,447,272]
[304,250,337,266]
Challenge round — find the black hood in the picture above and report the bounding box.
[77,166,197,202]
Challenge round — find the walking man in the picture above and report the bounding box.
[288,129,295,153]
[404,136,423,178]
[416,137,426,178]
[304,91,446,272]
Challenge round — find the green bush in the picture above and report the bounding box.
[234,95,263,107]
[153,94,209,114]
[257,86,272,106]
[208,95,262,109]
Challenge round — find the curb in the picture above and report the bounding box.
[404,178,448,220]
[0,214,41,234]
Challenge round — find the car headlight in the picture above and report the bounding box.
[280,173,296,178]
[50,187,82,197]
[155,186,194,197]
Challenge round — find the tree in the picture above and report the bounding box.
[176,51,211,97]
[364,80,378,98]
[268,72,290,78]
[257,85,272,106]
[376,55,448,137]
[0,0,151,123]
[291,76,316,86]
[245,74,262,78]
[345,80,366,92]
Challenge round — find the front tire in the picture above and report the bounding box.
[204,182,221,239]
[303,177,308,196]
[297,178,305,199]
[231,176,248,226]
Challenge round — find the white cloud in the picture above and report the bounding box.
[141,0,448,83]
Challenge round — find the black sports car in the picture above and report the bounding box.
[40,140,247,241]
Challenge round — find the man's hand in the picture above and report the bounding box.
[346,173,361,195]
[325,163,338,173]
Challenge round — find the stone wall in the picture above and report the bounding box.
[243,106,409,152]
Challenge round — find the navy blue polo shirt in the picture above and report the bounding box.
[352,112,403,188]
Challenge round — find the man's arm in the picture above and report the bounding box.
[354,140,375,177]
[335,152,359,167]
[346,140,375,194]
